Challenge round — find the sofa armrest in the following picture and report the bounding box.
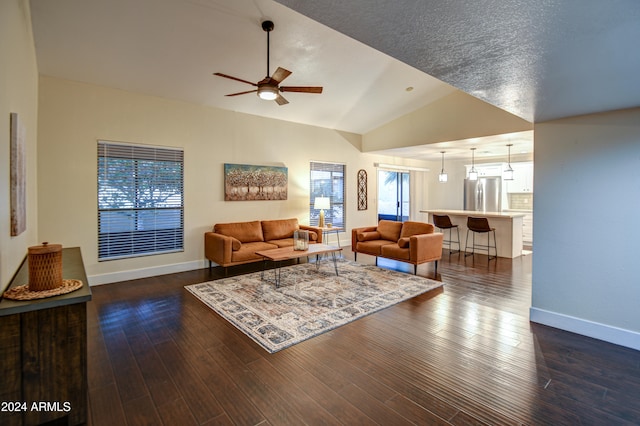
[351,226,378,250]
[204,232,235,266]
[299,225,323,244]
[409,233,444,263]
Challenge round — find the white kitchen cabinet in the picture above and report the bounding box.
[465,164,504,177]
[506,162,533,193]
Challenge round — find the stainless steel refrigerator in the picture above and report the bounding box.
[464,177,502,212]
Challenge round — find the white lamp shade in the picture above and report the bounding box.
[438,172,448,183]
[314,197,330,210]
[468,169,478,181]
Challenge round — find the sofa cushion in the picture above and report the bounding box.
[262,218,298,242]
[357,231,381,242]
[400,221,434,238]
[214,220,264,243]
[231,241,278,263]
[269,238,295,248]
[356,240,396,256]
[377,220,403,242]
[381,243,410,260]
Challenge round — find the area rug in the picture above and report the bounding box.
[185,258,443,353]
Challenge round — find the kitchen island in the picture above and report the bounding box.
[421,209,526,258]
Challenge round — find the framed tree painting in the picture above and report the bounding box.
[224,163,288,201]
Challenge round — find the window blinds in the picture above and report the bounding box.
[97,141,184,260]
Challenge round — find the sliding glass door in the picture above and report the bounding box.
[378,170,410,222]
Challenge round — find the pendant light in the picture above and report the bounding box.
[468,148,478,181]
[438,151,448,183]
[504,143,514,181]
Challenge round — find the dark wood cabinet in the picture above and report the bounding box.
[0,247,91,426]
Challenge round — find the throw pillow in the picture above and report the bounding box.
[230,237,241,251]
[398,237,410,248]
[357,231,381,242]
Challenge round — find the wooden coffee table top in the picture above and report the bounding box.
[256,244,342,262]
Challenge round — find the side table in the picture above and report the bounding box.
[319,226,343,248]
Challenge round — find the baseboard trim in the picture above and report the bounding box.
[89,260,207,286]
[530,307,640,351]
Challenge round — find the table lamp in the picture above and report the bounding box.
[314,197,330,228]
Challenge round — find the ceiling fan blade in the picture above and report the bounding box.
[225,89,258,97]
[213,73,257,87]
[275,94,289,105]
[280,86,323,94]
[271,67,292,84]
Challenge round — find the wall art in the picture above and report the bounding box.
[357,169,367,210]
[224,163,288,201]
[10,112,26,236]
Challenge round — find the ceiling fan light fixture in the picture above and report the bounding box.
[257,85,279,100]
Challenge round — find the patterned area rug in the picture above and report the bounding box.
[185,258,443,353]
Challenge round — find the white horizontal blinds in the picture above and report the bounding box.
[97,141,184,260]
[309,162,346,228]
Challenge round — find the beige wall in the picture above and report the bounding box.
[363,91,533,152]
[37,76,428,284]
[0,0,39,291]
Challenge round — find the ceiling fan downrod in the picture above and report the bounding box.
[262,20,274,78]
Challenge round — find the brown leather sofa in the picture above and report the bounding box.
[351,220,443,276]
[205,218,323,272]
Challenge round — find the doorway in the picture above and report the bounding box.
[378,170,410,222]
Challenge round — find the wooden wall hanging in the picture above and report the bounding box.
[10,112,26,236]
[357,169,367,210]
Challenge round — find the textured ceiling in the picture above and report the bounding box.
[275,0,640,123]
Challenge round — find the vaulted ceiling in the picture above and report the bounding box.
[29,0,640,160]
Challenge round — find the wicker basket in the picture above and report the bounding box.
[28,242,63,291]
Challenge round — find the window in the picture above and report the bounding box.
[309,162,345,228]
[98,141,184,260]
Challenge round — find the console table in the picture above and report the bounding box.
[0,247,91,426]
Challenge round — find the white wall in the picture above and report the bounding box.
[37,76,429,285]
[531,108,640,349]
[0,0,39,291]
[426,158,467,210]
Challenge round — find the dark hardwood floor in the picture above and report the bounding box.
[86,249,640,425]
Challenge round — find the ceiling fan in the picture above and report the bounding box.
[214,20,323,105]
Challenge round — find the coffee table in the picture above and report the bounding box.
[256,244,343,288]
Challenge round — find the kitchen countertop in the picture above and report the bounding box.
[422,209,527,219]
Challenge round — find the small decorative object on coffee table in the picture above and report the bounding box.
[294,229,309,250]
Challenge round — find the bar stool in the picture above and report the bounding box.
[432,214,460,254]
[465,217,497,262]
